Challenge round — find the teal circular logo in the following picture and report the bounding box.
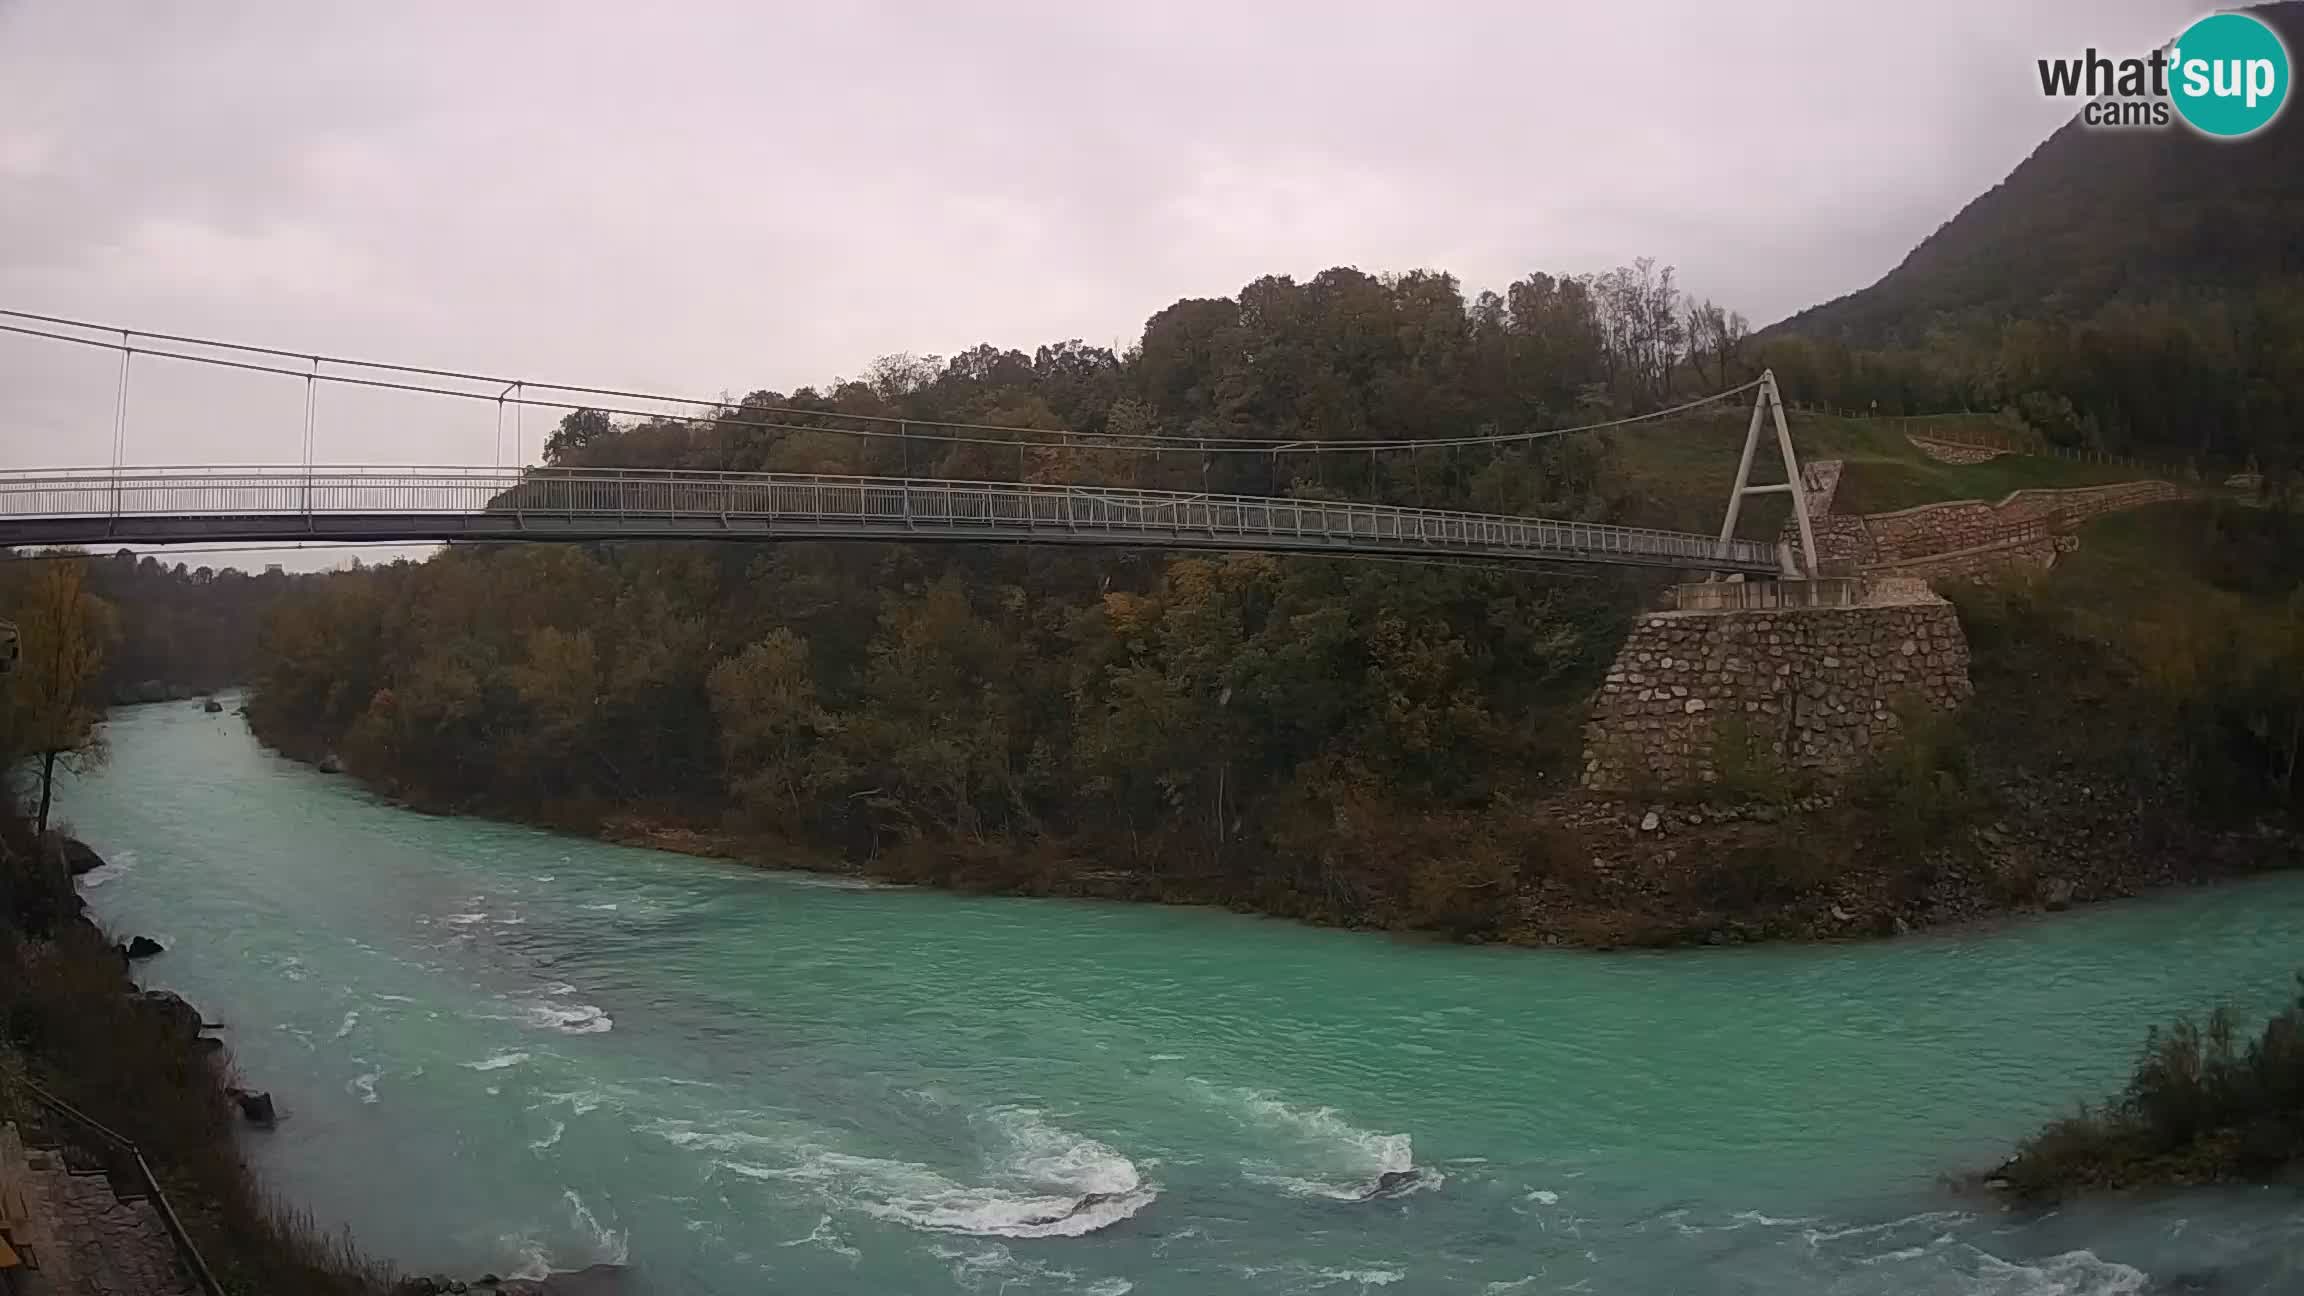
[2170,12,2290,138]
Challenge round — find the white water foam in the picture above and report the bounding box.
[334,1010,360,1039]
[564,1190,630,1267]
[525,1002,613,1034]
[1198,1083,1422,1201]
[1802,1209,1975,1248]
[501,1195,627,1280]
[1526,1190,1560,1206]
[723,1108,1157,1240]
[1317,1269,1404,1290]
[541,1085,619,1117]
[502,1236,552,1283]
[1975,1250,2149,1295]
[529,1121,565,1151]
[76,851,137,888]
[1242,1263,1406,1291]
[466,1051,531,1072]
[348,1071,379,1104]
[1082,1280,1134,1296]
[779,1213,862,1263]
[1859,1237,2147,1295]
[647,1119,790,1154]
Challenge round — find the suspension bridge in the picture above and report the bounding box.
[0,311,1815,576]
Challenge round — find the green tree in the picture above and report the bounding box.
[707,629,845,822]
[544,408,617,464]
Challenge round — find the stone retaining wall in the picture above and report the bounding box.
[1867,533,2079,582]
[1790,468,2188,572]
[1909,436,2009,464]
[1581,597,1972,792]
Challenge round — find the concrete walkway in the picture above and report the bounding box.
[1,1123,195,1296]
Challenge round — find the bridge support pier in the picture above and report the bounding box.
[1580,580,1972,794]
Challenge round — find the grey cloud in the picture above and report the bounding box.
[0,0,2202,520]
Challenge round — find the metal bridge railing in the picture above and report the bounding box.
[0,466,1783,571]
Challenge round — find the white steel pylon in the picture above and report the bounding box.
[1715,369,1818,578]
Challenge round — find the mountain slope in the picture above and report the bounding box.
[1774,1,2304,347]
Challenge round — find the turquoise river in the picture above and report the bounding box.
[58,700,2304,1294]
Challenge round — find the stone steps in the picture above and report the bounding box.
[3,1120,197,1296]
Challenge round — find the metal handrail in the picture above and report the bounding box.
[17,1078,227,1296]
[0,465,1782,570]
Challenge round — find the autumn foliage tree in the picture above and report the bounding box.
[1,556,114,835]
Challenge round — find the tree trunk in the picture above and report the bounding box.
[36,749,57,836]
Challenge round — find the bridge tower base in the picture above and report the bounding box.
[1579,581,1972,794]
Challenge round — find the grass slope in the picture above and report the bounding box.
[1604,409,2161,536]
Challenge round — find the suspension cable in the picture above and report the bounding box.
[0,311,1760,456]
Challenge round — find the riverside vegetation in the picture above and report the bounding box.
[1993,980,2304,1203]
[0,564,389,1293]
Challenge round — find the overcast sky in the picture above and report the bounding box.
[0,0,2195,564]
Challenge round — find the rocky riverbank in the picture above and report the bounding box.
[259,729,2300,953]
[2,829,635,1292]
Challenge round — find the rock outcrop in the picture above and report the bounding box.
[130,990,203,1041]
[225,1087,277,1126]
[58,836,106,877]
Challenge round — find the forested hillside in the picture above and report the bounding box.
[251,263,1719,928]
[1757,1,2304,474]
[0,549,295,702]
[82,552,298,700]
[240,251,2304,942]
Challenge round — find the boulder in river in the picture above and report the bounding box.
[318,753,344,774]
[2042,877,2076,911]
[58,836,105,877]
[123,935,166,960]
[132,989,204,1039]
[203,698,224,713]
[225,1087,277,1125]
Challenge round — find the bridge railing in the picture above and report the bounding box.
[0,466,1781,570]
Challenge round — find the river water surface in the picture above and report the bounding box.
[58,700,2304,1293]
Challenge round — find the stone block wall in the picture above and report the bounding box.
[1909,436,2009,464]
[1868,533,2078,582]
[1789,467,2190,575]
[1581,597,1972,792]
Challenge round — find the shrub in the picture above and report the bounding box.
[1996,978,2304,1202]
[1849,698,1978,858]
[1688,838,1837,910]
